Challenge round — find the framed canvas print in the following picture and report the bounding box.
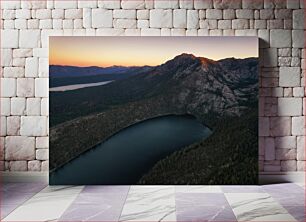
[49,37,259,185]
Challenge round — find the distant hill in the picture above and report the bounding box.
[49,65,153,87]
[50,65,132,77]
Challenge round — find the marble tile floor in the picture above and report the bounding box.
[1,183,304,222]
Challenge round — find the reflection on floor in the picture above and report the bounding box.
[1,182,304,221]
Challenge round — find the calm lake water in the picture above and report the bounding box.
[49,81,113,92]
[49,115,212,185]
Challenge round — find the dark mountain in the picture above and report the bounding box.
[50,53,258,126]
[50,54,258,173]
[50,65,132,77]
[49,65,153,87]
[146,53,258,117]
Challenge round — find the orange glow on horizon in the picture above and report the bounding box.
[50,37,258,68]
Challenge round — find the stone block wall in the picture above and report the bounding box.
[0,0,305,172]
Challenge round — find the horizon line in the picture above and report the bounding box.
[49,54,258,68]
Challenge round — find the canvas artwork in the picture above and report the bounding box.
[49,37,259,185]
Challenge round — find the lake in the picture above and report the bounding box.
[49,81,113,92]
[49,115,212,185]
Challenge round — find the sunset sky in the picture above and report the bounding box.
[49,37,258,67]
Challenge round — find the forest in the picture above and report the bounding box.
[139,108,258,185]
[50,54,258,184]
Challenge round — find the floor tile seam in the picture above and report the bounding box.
[267,192,305,208]
[2,185,48,220]
[225,192,299,222]
[56,186,87,220]
[118,185,131,222]
[223,192,245,222]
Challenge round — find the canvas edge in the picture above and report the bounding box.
[1,171,304,184]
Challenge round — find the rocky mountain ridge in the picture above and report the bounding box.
[50,53,258,171]
[50,53,258,126]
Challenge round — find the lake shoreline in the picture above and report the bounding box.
[50,114,212,185]
[50,80,113,92]
[50,113,211,173]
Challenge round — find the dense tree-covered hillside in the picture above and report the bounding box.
[50,54,258,184]
[138,108,258,185]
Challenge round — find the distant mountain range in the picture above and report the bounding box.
[50,65,137,77]
[50,53,258,126]
[49,65,153,87]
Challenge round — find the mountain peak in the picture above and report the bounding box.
[160,53,216,73]
[173,53,197,60]
[173,53,216,65]
[198,57,216,66]
[175,53,197,59]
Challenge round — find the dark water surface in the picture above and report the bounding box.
[49,115,212,185]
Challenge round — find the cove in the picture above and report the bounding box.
[49,115,212,185]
